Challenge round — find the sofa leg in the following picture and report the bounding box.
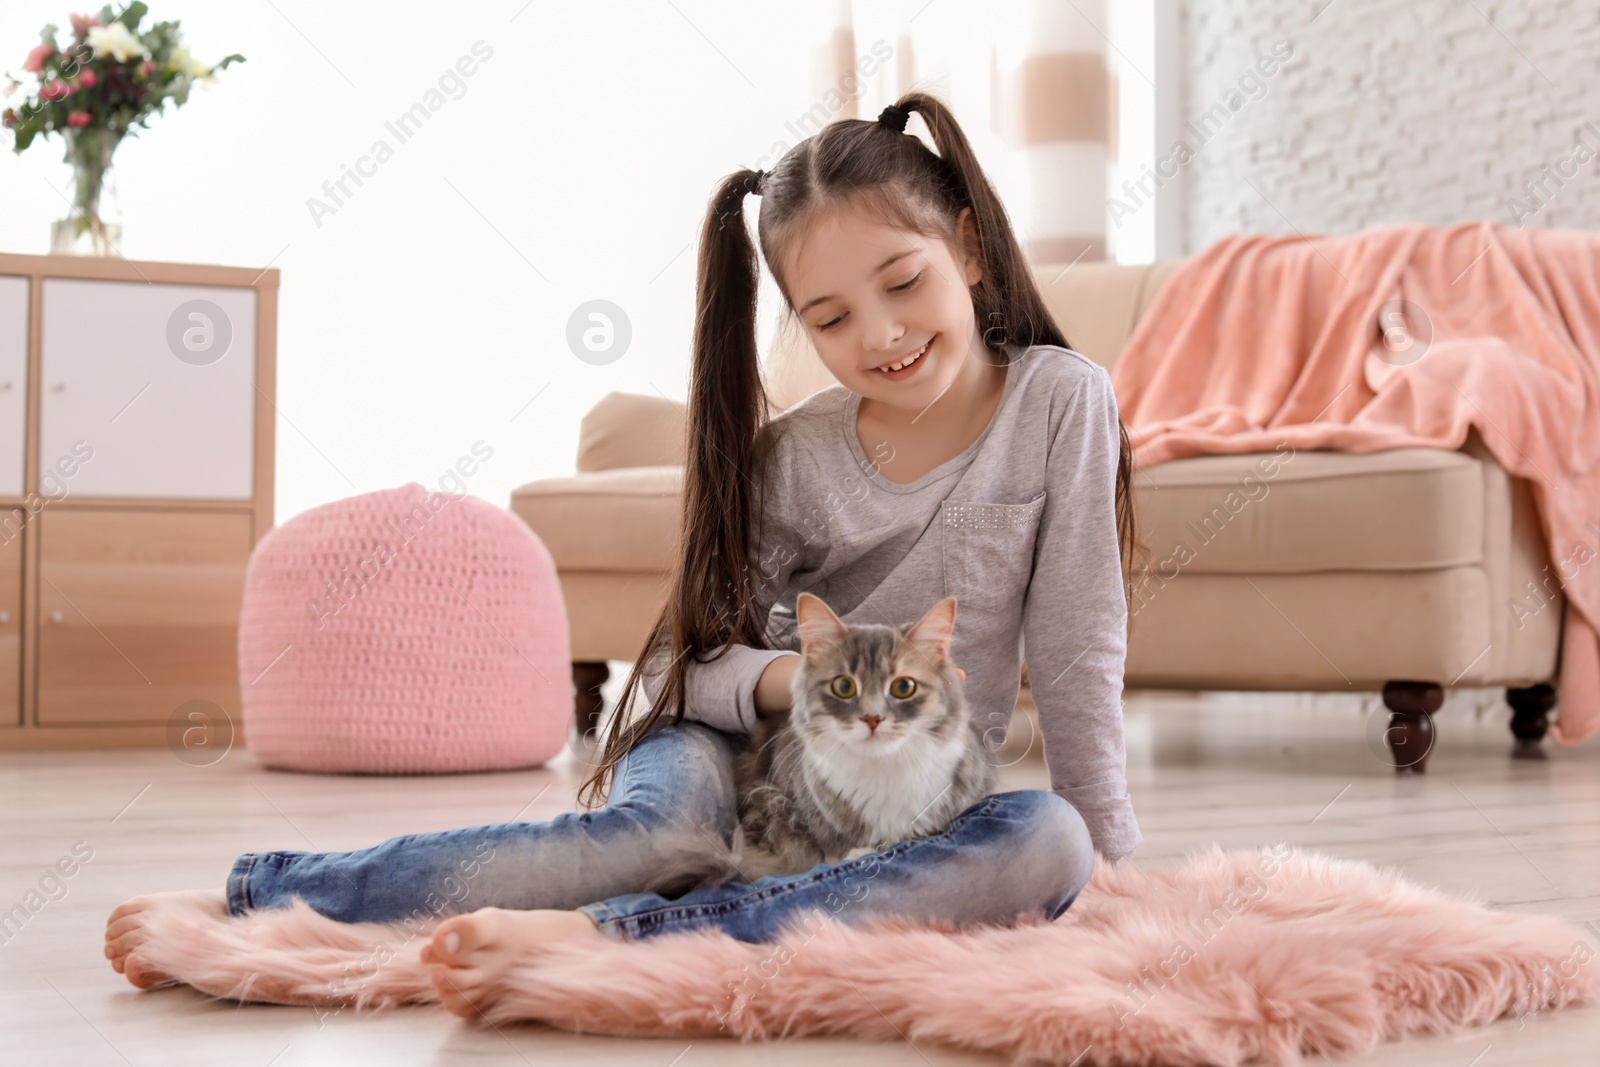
[572,661,610,739]
[1506,683,1556,759]
[1381,680,1441,774]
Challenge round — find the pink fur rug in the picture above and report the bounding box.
[134,844,1598,1065]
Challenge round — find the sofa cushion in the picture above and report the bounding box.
[512,466,681,572]
[1032,261,1155,373]
[1133,447,1484,577]
[578,393,688,472]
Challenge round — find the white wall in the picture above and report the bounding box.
[1181,0,1600,252]
[1,1,857,523]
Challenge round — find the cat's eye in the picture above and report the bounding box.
[830,675,857,698]
[889,676,917,699]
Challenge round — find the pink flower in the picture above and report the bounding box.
[23,43,53,74]
[69,13,101,38]
[66,111,91,127]
[139,59,154,75]
[40,78,69,100]
[76,68,97,88]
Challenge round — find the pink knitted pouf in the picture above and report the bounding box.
[237,483,572,774]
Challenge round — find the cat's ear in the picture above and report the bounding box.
[794,591,847,650]
[905,596,957,660]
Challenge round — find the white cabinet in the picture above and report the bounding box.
[39,279,257,500]
[0,278,26,498]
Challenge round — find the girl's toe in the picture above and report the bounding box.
[105,916,142,941]
[106,899,146,924]
[123,954,170,990]
[430,913,488,964]
[438,982,483,1017]
[106,934,140,959]
[428,965,479,1016]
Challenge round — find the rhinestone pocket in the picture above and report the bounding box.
[941,492,1048,615]
[941,494,1047,529]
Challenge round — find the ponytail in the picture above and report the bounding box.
[576,169,779,808]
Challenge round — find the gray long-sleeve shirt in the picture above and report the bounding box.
[641,343,1142,863]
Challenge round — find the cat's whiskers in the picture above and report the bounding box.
[810,718,968,842]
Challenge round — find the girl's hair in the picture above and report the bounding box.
[575,90,1145,809]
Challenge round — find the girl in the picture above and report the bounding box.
[105,91,1145,1020]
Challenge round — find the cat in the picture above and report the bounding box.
[729,591,998,880]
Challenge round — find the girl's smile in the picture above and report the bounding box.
[872,334,934,379]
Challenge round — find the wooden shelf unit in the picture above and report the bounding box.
[0,252,277,749]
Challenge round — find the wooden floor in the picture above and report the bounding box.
[4,684,1598,1065]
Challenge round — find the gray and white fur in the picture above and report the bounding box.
[730,592,997,879]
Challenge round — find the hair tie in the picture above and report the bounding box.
[737,169,766,197]
[877,103,911,134]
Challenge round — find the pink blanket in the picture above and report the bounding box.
[1111,221,1600,745]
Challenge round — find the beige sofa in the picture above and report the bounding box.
[512,261,1564,772]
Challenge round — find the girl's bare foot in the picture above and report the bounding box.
[104,888,228,989]
[421,907,603,1018]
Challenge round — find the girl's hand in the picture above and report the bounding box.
[957,668,966,681]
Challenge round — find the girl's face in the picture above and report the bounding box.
[781,199,987,413]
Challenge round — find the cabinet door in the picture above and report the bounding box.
[37,509,252,725]
[0,508,20,727]
[0,277,26,498]
[40,279,256,500]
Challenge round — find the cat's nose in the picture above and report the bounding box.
[862,714,883,730]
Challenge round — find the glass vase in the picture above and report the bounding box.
[50,126,124,256]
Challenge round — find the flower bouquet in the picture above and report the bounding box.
[2,3,244,255]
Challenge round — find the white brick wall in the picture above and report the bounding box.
[1181,0,1600,252]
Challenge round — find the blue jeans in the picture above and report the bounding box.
[226,720,1095,944]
